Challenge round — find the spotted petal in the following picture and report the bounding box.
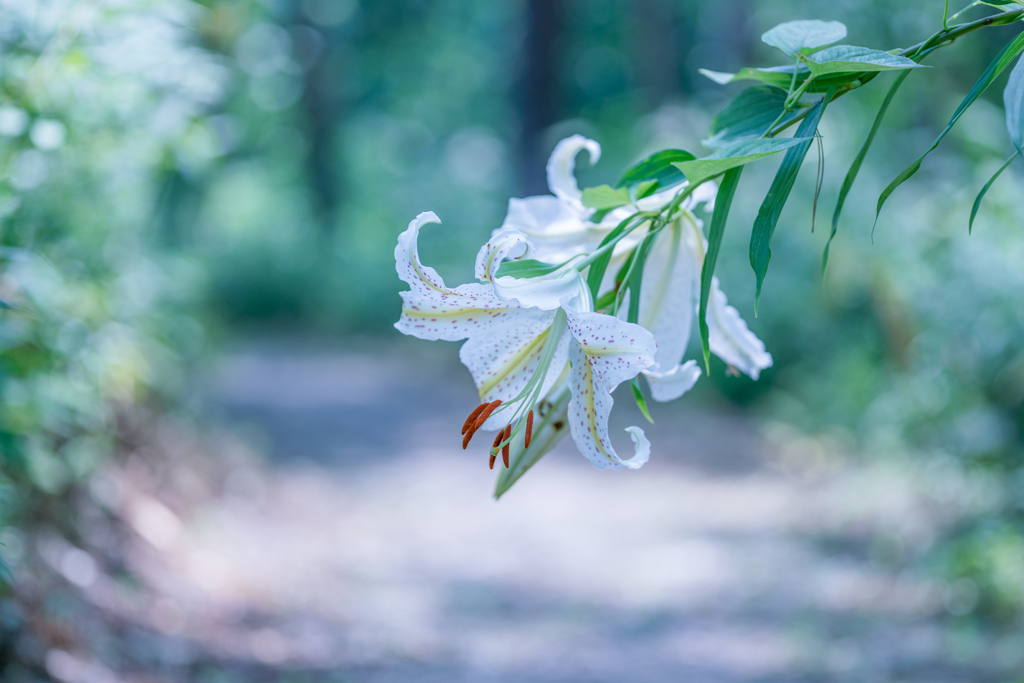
[475,228,589,311]
[706,277,773,379]
[681,212,773,379]
[460,309,570,430]
[644,360,701,402]
[564,305,657,470]
[475,228,530,283]
[546,135,601,213]
[395,212,514,342]
[612,214,702,401]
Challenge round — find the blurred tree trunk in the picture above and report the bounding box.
[630,0,680,104]
[516,0,563,196]
[296,22,343,238]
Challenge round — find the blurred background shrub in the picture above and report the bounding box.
[0,0,1021,626]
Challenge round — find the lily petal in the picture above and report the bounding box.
[395,212,512,341]
[460,310,571,430]
[499,195,599,263]
[475,228,591,311]
[474,228,530,283]
[564,306,657,470]
[706,276,773,379]
[643,359,701,402]
[494,266,588,311]
[679,211,772,379]
[546,135,601,212]
[633,217,697,372]
[687,179,718,212]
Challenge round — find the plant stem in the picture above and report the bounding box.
[765,7,1024,138]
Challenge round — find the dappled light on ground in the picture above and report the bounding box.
[16,344,1022,682]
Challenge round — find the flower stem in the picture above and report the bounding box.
[765,7,1024,138]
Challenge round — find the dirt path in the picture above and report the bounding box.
[29,340,1022,682]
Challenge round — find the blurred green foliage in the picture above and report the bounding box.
[0,2,214,525]
[0,0,1020,629]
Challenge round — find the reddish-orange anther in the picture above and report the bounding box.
[501,424,512,468]
[489,431,503,470]
[525,410,534,449]
[461,403,488,435]
[462,400,502,449]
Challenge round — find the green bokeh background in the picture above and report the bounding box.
[1,0,1022,630]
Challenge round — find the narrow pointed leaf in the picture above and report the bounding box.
[494,258,571,279]
[797,45,926,76]
[825,70,911,277]
[1005,53,1024,151]
[634,180,659,200]
[876,32,1024,229]
[699,66,798,88]
[617,149,695,191]
[586,214,644,300]
[674,137,812,187]
[631,378,655,424]
[699,65,862,93]
[581,185,630,210]
[699,167,743,373]
[706,86,805,148]
[969,153,1018,233]
[762,20,847,57]
[750,91,833,311]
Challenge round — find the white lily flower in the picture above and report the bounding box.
[496,134,767,401]
[475,228,587,311]
[499,135,604,263]
[502,135,717,265]
[619,210,773,398]
[395,211,659,472]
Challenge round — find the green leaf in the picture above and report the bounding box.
[825,70,911,277]
[1005,53,1024,151]
[494,258,565,279]
[762,20,847,57]
[699,65,864,93]
[700,66,800,89]
[581,184,630,210]
[969,153,1018,233]
[876,31,1024,230]
[617,149,695,191]
[699,167,743,373]
[634,180,659,200]
[797,45,926,76]
[674,137,812,187]
[631,378,655,424]
[706,86,804,148]
[750,92,833,312]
